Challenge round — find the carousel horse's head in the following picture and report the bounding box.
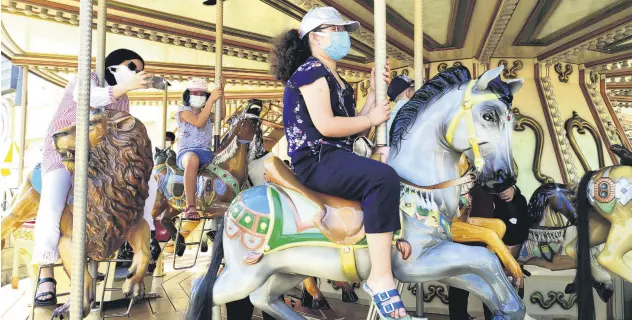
[154,146,175,165]
[390,66,523,193]
[216,99,266,163]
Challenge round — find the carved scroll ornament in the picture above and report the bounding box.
[513,108,555,184]
[564,111,605,172]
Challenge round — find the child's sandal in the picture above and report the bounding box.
[363,283,411,320]
[182,205,200,220]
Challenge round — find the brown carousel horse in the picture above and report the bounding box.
[150,99,267,256]
[0,109,154,318]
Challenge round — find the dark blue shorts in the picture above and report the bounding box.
[176,148,213,169]
[293,146,401,234]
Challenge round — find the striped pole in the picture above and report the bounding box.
[213,0,224,152]
[373,0,387,148]
[70,0,93,318]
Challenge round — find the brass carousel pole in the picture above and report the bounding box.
[211,1,224,319]
[70,0,93,318]
[95,0,107,86]
[16,65,28,186]
[367,0,388,318]
[213,0,224,152]
[373,0,387,152]
[161,87,168,149]
[413,0,426,317]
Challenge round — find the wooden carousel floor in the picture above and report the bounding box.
[1,248,449,320]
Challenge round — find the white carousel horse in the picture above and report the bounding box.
[187,66,526,320]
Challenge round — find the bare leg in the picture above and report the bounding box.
[366,232,406,318]
[250,273,307,320]
[182,153,200,220]
[35,268,55,303]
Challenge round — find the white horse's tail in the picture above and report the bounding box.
[186,217,225,320]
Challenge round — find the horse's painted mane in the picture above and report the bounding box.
[389,66,514,152]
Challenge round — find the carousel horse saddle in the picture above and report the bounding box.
[264,156,365,245]
[162,161,209,200]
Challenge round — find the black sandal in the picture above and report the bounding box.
[34,277,57,307]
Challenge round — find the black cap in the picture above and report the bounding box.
[166,132,175,142]
[387,75,414,102]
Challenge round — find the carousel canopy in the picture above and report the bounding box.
[2,0,632,144]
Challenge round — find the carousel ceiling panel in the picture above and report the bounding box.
[495,0,632,63]
[387,0,451,45]
[423,0,495,62]
[2,13,270,70]
[113,0,297,38]
[538,0,622,40]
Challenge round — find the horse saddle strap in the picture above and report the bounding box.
[401,172,476,190]
[208,164,241,195]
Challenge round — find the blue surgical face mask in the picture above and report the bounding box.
[316,31,351,61]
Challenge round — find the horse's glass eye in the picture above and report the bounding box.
[482,113,494,122]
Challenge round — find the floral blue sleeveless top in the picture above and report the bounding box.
[283,57,357,166]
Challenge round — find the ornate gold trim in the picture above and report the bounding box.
[513,108,555,184]
[438,62,463,73]
[477,0,520,64]
[564,111,605,172]
[359,81,370,98]
[390,68,410,80]
[554,63,573,83]
[498,60,523,79]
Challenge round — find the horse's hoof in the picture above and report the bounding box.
[147,261,157,273]
[176,234,186,257]
[311,298,330,310]
[52,301,71,319]
[342,290,359,303]
[594,282,614,302]
[564,282,576,294]
[150,237,161,261]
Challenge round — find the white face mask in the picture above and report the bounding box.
[166,141,173,148]
[189,95,207,108]
[108,65,136,85]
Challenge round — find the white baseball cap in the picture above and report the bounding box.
[298,7,360,39]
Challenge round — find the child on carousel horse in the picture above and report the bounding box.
[175,77,225,220]
[33,49,158,307]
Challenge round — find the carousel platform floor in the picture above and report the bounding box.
[1,248,449,320]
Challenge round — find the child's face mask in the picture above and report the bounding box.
[189,95,206,108]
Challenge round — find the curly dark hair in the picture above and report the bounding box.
[270,29,312,83]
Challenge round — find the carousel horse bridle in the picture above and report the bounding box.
[445,80,501,172]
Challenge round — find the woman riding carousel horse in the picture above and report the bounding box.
[232,7,405,320]
[31,49,160,307]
